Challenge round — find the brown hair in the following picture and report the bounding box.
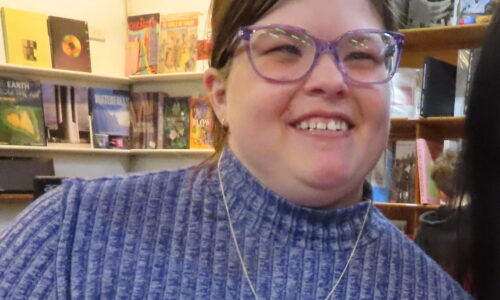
[206,0,399,163]
[431,149,459,199]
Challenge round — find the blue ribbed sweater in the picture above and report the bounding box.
[0,149,471,299]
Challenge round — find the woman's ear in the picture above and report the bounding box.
[204,67,227,126]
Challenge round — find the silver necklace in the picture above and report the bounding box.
[216,153,373,300]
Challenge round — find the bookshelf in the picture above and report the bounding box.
[400,23,488,68]
[0,63,130,85]
[0,144,213,156]
[381,24,487,231]
[130,72,204,82]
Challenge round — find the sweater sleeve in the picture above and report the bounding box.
[0,183,66,299]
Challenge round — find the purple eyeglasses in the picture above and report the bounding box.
[236,24,405,85]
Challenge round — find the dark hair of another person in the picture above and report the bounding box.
[456,4,500,299]
[205,0,399,164]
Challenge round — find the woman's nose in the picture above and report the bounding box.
[302,53,347,99]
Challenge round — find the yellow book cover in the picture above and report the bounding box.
[1,7,52,68]
[158,12,200,73]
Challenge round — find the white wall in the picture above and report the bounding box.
[0,0,127,77]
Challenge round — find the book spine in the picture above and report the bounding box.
[419,60,429,117]
[416,138,428,204]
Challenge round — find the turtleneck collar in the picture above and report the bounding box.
[214,148,386,251]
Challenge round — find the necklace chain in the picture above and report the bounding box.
[217,153,373,300]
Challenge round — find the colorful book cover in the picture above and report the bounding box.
[163,96,190,149]
[0,78,45,145]
[416,138,442,205]
[458,0,494,24]
[189,97,214,149]
[48,16,92,72]
[1,7,52,68]
[89,88,130,149]
[129,92,162,149]
[158,12,200,73]
[42,84,90,145]
[127,13,160,75]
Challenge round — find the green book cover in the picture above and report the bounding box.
[163,96,190,149]
[0,77,45,146]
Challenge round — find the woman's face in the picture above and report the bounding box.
[206,0,391,209]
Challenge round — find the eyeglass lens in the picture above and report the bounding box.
[247,27,398,84]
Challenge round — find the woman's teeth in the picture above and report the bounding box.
[296,119,349,131]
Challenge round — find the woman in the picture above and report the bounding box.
[0,0,471,299]
[457,3,500,299]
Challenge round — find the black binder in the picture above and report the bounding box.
[420,57,457,117]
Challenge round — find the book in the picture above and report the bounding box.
[163,96,190,149]
[420,57,457,117]
[391,140,416,203]
[454,48,481,117]
[458,0,494,24]
[1,7,52,68]
[89,88,130,149]
[127,13,160,75]
[391,68,422,119]
[42,84,90,145]
[189,96,214,149]
[416,138,442,205]
[48,16,92,72]
[129,92,163,149]
[407,0,460,28]
[367,147,393,203]
[0,78,45,146]
[158,12,200,73]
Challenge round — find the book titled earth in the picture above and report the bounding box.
[0,77,45,146]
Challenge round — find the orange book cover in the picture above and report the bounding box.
[189,97,214,149]
[1,7,52,68]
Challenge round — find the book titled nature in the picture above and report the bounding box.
[189,97,214,149]
[163,96,190,149]
[158,12,200,73]
[89,88,130,149]
[0,78,45,146]
[42,84,90,145]
[1,7,52,68]
[48,16,91,72]
[127,13,160,75]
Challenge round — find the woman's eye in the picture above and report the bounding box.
[268,45,302,56]
[344,52,376,61]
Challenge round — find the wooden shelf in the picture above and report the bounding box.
[0,63,130,84]
[0,193,34,202]
[400,23,488,68]
[375,202,440,236]
[390,117,465,141]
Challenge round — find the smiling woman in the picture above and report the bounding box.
[0,0,472,299]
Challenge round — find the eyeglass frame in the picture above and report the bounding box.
[235,24,405,86]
